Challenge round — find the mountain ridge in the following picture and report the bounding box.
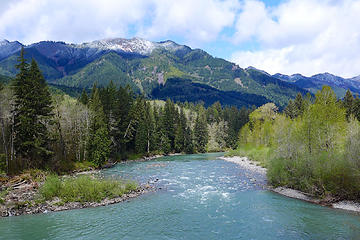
[1,37,349,107]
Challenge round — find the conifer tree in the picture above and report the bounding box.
[184,126,194,154]
[174,108,187,152]
[87,88,111,167]
[79,88,88,105]
[193,111,208,153]
[343,89,354,120]
[12,49,54,168]
[294,93,305,116]
[112,85,133,156]
[162,99,176,148]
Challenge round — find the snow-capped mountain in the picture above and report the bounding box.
[0,37,190,62]
[78,37,188,55]
[0,39,23,60]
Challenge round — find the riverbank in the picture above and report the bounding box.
[124,153,182,163]
[0,171,153,217]
[220,156,360,213]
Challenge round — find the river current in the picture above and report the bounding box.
[1,153,360,239]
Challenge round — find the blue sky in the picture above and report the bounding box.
[1,0,360,78]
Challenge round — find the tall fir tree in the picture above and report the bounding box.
[162,99,176,148]
[79,88,88,105]
[87,87,111,167]
[12,49,54,168]
[193,111,208,153]
[184,126,194,154]
[343,89,354,121]
[174,108,187,152]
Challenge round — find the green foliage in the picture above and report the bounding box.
[39,175,138,203]
[152,78,269,108]
[193,110,209,153]
[0,188,9,205]
[2,53,250,173]
[237,86,360,200]
[226,144,272,167]
[284,93,305,119]
[0,154,6,174]
[88,88,111,167]
[12,50,54,169]
[79,88,89,105]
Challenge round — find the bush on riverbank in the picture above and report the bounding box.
[267,152,360,199]
[39,175,138,203]
[236,87,360,200]
[226,144,272,167]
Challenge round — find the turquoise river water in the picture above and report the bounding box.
[1,153,360,239]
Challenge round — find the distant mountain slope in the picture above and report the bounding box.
[0,37,310,107]
[273,72,360,97]
[152,78,270,108]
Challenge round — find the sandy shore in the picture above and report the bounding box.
[220,155,360,214]
[218,156,267,175]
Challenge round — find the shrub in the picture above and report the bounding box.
[39,175,138,203]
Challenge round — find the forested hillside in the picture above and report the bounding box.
[0,51,250,174]
[0,38,308,108]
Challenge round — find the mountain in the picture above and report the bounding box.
[0,40,22,61]
[273,72,360,98]
[0,37,308,108]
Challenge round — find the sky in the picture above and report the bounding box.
[0,0,360,78]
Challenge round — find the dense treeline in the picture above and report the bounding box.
[0,50,250,174]
[237,87,360,200]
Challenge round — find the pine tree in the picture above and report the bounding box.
[12,49,54,168]
[112,85,133,156]
[193,111,208,153]
[174,108,187,152]
[79,88,88,105]
[135,99,147,153]
[343,89,354,120]
[87,88,111,167]
[162,99,176,148]
[284,100,296,119]
[184,126,194,154]
[294,93,305,116]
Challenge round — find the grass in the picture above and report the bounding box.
[73,161,97,171]
[226,144,273,167]
[39,175,138,203]
[0,188,9,204]
[127,153,145,161]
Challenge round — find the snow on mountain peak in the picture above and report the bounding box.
[77,37,158,55]
[0,39,9,46]
[76,37,186,55]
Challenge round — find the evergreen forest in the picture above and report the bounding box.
[0,49,250,174]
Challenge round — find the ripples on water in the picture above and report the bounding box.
[1,153,360,240]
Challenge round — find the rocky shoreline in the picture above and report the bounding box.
[0,154,172,218]
[220,156,360,213]
[1,187,150,217]
[0,171,153,218]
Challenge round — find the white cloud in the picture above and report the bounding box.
[1,0,360,77]
[231,0,360,77]
[138,0,239,45]
[0,0,239,46]
[0,0,151,44]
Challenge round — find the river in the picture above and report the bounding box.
[1,153,360,239]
